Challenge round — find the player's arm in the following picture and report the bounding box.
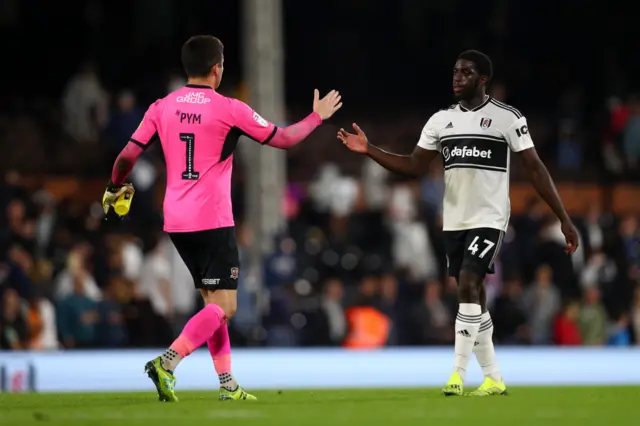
[102,101,160,214]
[110,101,160,186]
[337,116,441,177]
[507,117,579,253]
[366,142,438,177]
[231,89,342,149]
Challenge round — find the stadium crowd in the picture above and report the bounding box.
[2,1,640,351]
[1,95,639,349]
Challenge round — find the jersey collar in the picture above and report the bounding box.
[185,84,214,89]
[458,96,491,112]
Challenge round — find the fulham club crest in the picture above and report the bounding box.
[480,117,492,129]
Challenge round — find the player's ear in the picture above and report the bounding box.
[211,63,223,83]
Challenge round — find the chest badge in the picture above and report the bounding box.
[480,117,492,129]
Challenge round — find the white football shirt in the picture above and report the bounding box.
[417,97,534,231]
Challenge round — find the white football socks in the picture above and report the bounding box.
[453,303,482,380]
[473,311,502,382]
[161,348,182,372]
[218,372,239,392]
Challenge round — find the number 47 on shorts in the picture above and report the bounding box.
[467,236,495,258]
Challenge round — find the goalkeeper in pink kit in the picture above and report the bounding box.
[101,35,342,402]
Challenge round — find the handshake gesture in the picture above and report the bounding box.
[313,89,342,120]
[337,123,369,154]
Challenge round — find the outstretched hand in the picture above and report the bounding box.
[313,89,342,120]
[337,123,369,154]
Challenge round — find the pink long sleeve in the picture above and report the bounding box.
[230,98,322,149]
[110,142,144,185]
[110,101,160,185]
[265,112,323,149]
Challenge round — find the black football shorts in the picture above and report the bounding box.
[443,227,504,279]
[169,227,240,290]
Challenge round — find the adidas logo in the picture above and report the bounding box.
[457,329,471,338]
[445,122,454,129]
[474,341,480,347]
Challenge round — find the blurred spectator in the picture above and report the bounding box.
[362,158,389,211]
[128,158,159,225]
[522,264,560,345]
[24,293,58,350]
[6,243,34,299]
[97,277,128,347]
[119,236,144,283]
[308,164,343,213]
[556,121,583,171]
[62,61,108,144]
[56,272,99,348]
[33,190,58,259]
[617,215,639,267]
[513,197,546,281]
[578,202,609,257]
[55,244,101,301]
[603,96,628,174]
[1,289,28,349]
[580,250,617,294]
[554,301,582,345]
[343,304,390,350]
[410,280,453,345]
[105,90,144,156]
[607,311,631,346]
[537,217,582,299]
[378,274,399,345]
[264,236,297,288]
[121,275,173,347]
[623,95,640,170]
[389,184,438,281]
[139,233,173,320]
[420,161,445,215]
[305,278,346,346]
[579,287,607,346]
[492,279,528,344]
[631,288,640,344]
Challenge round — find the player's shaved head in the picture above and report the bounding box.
[458,50,493,82]
[181,35,224,78]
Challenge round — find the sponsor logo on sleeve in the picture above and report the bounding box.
[252,112,268,127]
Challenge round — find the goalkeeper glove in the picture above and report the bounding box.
[102,182,135,215]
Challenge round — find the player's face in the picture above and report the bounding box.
[452,59,481,101]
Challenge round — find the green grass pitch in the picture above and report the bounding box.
[1,387,639,426]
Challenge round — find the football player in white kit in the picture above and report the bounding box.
[338,50,579,396]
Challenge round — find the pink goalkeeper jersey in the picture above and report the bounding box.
[130,84,277,232]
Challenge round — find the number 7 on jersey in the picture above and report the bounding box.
[467,236,495,258]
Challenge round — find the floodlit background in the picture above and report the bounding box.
[1,0,639,354]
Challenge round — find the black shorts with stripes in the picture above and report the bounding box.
[443,227,504,279]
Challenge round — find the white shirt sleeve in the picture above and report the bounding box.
[417,113,442,151]
[505,116,535,152]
